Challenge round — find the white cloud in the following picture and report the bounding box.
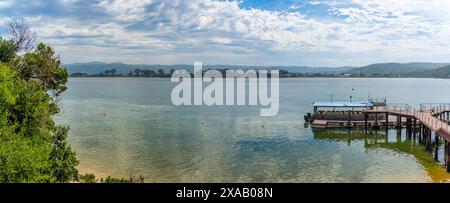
[212,37,232,44]
[0,0,13,8]
[98,0,158,22]
[92,0,450,53]
[5,0,450,66]
[288,5,302,10]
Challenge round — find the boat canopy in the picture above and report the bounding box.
[313,101,374,108]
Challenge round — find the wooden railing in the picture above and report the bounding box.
[364,103,450,141]
[371,103,412,112]
[420,103,450,112]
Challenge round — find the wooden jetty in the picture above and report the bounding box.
[309,102,450,172]
[363,103,450,172]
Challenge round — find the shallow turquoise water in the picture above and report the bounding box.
[55,78,450,182]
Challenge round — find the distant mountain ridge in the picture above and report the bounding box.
[64,62,354,75]
[346,62,450,75]
[406,65,450,78]
[64,62,450,78]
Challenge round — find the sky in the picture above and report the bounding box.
[1,0,450,66]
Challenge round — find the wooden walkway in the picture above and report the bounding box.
[364,103,450,172]
[309,103,450,172]
[365,105,450,142]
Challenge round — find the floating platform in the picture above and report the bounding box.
[311,120,414,128]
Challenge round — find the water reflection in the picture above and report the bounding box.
[313,128,450,182]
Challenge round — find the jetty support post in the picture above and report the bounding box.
[364,113,368,131]
[406,117,412,139]
[347,110,352,128]
[419,124,423,143]
[396,116,402,129]
[418,124,421,143]
[374,113,379,129]
[396,128,402,143]
[426,128,432,151]
[423,127,428,146]
[385,113,389,129]
[446,140,450,172]
[434,134,439,161]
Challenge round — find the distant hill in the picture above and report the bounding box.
[65,62,450,78]
[407,65,450,78]
[64,62,354,75]
[346,63,450,75]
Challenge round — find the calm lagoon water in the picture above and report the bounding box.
[56,78,450,182]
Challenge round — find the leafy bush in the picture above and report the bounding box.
[0,31,78,183]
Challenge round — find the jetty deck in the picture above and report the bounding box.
[364,104,450,141]
[367,104,450,172]
[312,103,450,172]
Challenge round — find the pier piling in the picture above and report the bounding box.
[385,113,389,129]
[347,110,352,128]
[446,140,450,172]
[434,134,439,161]
[364,113,368,131]
[374,113,379,129]
[396,116,402,129]
[419,124,423,143]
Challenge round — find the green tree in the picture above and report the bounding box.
[134,68,141,76]
[49,126,79,182]
[0,20,78,183]
[0,38,16,63]
[18,43,68,97]
[0,65,53,182]
[0,60,77,183]
[1,19,143,183]
[158,69,165,76]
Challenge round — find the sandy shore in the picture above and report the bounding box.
[77,162,123,180]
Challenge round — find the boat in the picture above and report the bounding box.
[304,113,312,122]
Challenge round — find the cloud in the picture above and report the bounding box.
[211,37,233,44]
[98,0,157,22]
[288,5,302,10]
[0,0,13,8]
[1,0,450,66]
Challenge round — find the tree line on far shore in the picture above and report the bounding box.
[70,68,360,78]
[70,68,174,78]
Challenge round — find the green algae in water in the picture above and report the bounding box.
[314,128,450,182]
